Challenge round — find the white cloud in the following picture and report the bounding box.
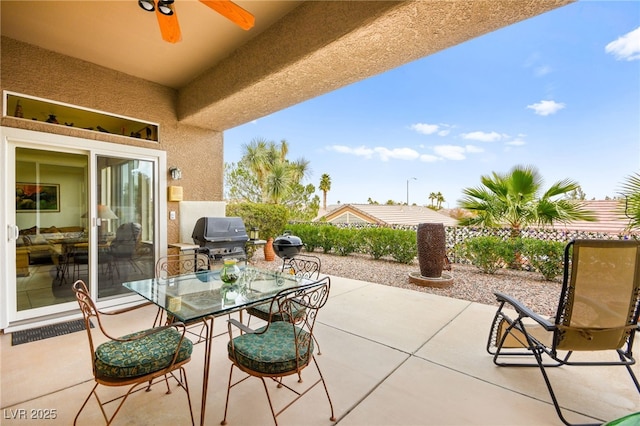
[410,123,452,136]
[411,123,439,135]
[419,154,440,163]
[465,144,484,153]
[433,145,466,160]
[605,27,640,61]
[327,145,420,161]
[534,65,552,77]
[328,145,374,158]
[526,100,566,116]
[460,131,504,142]
[329,142,481,163]
[506,139,526,146]
[373,147,420,161]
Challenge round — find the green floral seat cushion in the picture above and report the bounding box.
[228,321,313,375]
[95,328,193,379]
[246,301,305,322]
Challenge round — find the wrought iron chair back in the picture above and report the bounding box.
[248,253,324,353]
[72,280,194,425]
[221,276,335,425]
[281,253,321,280]
[155,252,210,279]
[153,253,211,343]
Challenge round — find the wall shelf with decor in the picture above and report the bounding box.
[3,92,159,142]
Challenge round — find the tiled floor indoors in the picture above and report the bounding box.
[1,275,638,425]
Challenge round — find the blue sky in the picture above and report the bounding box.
[224,1,640,209]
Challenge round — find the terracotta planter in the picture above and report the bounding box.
[416,223,446,278]
[263,237,276,262]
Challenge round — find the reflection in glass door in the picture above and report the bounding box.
[96,156,155,299]
[15,148,88,311]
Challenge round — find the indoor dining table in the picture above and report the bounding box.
[123,266,309,426]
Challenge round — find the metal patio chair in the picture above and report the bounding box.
[72,280,194,425]
[487,239,640,426]
[152,252,211,343]
[245,253,323,353]
[221,277,335,426]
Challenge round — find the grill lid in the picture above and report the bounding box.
[273,231,303,259]
[273,231,303,247]
[192,217,248,244]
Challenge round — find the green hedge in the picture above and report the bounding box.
[521,238,565,281]
[283,222,625,277]
[458,236,508,274]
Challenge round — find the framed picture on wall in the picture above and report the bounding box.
[16,183,60,212]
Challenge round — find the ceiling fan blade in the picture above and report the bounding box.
[156,3,182,43]
[199,0,255,30]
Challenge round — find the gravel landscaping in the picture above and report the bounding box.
[251,250,562,318]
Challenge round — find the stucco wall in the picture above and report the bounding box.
[1,37,223,243]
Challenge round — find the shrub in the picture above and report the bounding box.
[286,223,321,252]
[226,202,289,241]
[521,238,565,281]
[360,227,393,259]
[461,236,509,274]
[333,227,360,256]
[317,224,338,253]
[389,229,417,264]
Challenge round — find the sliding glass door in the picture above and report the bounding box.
[3,127,165,328]
[15,148,88,310]
[96,155,155,299]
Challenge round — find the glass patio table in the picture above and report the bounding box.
[123,266,308,426]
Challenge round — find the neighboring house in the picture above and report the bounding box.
[317,200,632,235]
[546,199,633,235]
[0,1,573,329]
[318,204,458,227]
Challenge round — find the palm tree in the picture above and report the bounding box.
[428,192,437,207]
[436,192,445,209]
[319,174,331,210]
[458,165,596,239]
[242,137,270,202]
[240,138,310,204]
[618,172,640,230]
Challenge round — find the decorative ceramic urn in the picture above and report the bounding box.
[416,223,446,278]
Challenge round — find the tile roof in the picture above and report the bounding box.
[543,199,633,235]
[318,204,459,227]
[317,200,635,235]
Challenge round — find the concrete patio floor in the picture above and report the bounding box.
[1,275,638,425]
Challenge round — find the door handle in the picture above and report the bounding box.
[7,225,19,241]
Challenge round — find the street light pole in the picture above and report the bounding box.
[406,177,416,205]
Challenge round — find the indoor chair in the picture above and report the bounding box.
[109,222,143,277]
[72,280,194,425]
[245,253,323,353]
[487,239,640,426]
[153,252,211,343]
[221,276,335,426]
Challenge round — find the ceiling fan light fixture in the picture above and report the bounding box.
[138,0,155,12]
[158,0,175,16]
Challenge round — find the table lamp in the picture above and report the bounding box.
[98,204,118,241]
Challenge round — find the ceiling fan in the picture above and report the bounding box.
[138,0,255,43]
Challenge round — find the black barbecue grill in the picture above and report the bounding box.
[192,217,248,263]
[273,232,304,259]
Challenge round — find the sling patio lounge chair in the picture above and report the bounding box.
[487,239,640,426]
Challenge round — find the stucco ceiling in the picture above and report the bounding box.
[1,1,574,131]
[0,0,302,89]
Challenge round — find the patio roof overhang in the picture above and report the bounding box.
[179,0,575,131]
[1,1,574,132]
